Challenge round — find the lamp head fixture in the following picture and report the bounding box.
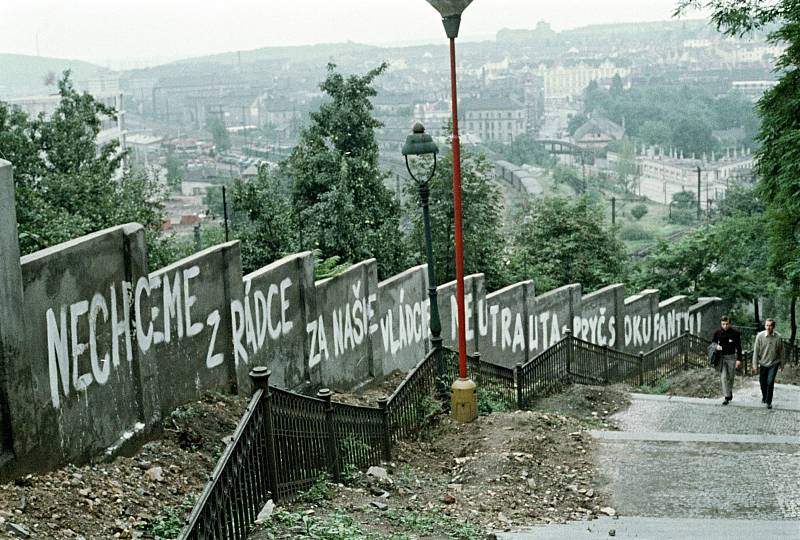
[425,0,473,38]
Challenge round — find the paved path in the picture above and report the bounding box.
[498,381,800,539]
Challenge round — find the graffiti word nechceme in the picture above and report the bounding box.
[46,265,223,409]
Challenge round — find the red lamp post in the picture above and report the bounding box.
[425,0,477,422]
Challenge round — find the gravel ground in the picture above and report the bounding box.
[0,392,248,539]
[250,384,631,539]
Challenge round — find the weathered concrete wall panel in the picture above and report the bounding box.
[234,252,316,391]
[17,225,150,470]
[481,281,533,368]
[0,161,23,459]
[376,265,430,375]
[655,296,691,345]
[528,284,581,357]
[311,260,379,390]
[141,242,243,416]
[689,297,723,340]
[438,274,484,355]
[623,289,659,353]
[574,284,624,349]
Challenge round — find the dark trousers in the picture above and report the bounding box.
[759,364,779,405]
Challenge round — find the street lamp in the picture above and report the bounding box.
[402,123,446,399]
[425,0,477,423]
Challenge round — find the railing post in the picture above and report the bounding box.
[317,388,341,483]
[473,351,482,386]
[565,329,573,380]
[638,352,645,387]
[682,334,689,371]
[377,397,392,461]
[250,367,279,502]
[602,345,610,383]
[514,363,523,409]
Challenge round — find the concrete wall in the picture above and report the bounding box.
[623,289,660,353]
[16,224,153,472]
[574,284,624,349]
[0,157,730,476]
[376,265,430,375]
[141,242,244,416]
[529,284,581,357]
[689,297,724,340]
[438,274,485,355]
[233,252,316,391]
[310,260,380,390]
[655,295,691,346]
[481,281,534,368]
[0,161,23,462]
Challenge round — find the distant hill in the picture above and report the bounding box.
[173,41,379,66]
[0,54,111,99]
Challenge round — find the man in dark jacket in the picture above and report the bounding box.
[712,315,742,405]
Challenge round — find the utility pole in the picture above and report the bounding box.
[611,197,616,226]
[696,166,701,220]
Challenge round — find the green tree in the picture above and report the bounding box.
[165,149,183,192]
[614,137,639,194]
[507,196,628,292]
[229,165,294,273]
[488,134,556,167]
[567,112,589,136]
[405,143,508,291]
[677,0,800,341]
[207,116,231,153]
[1,72,166,261]
[669,190,697,225]
[630,203,648,221]
[635,187,772,307]
[287,62,406,279]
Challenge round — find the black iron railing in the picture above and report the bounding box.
[180,331,711,539]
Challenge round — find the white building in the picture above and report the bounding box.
[7,92,126,154]
[635,147,754,204]
[540,61,630,106]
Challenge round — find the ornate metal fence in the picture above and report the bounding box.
[181,331,710,538]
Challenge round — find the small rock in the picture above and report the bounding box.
[6,522,31,537]
[527,479,537,489]
[254,499,274,524]
[609,529,616,536]
[369,486,388,497]
[366,466,388,479]
[370,501,388,511]
[441,494,456,504]
[144,466,164,482]
[586,489,595,497]
[221,435,233,446]
[600,507,616,516]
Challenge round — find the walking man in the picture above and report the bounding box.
[712,315,742,405]
[752,318,784,410]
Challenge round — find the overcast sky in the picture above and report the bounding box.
[0,0,708,68]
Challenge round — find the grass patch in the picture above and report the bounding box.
[637,378,672,395]
[258,509,384,539]
[477,387,510,416]
[385,508,486,539]
[143,494,196,539]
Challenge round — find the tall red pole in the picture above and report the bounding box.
[448,37,468,380]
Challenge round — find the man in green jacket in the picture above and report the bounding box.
[752,318,784,410]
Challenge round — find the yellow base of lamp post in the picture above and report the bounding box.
[450,377,477,422]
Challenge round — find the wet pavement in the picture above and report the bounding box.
[498,381,800,539]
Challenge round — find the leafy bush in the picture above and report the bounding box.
[477,387,509,416]
[618,224,654,242]
[630,203,648,221]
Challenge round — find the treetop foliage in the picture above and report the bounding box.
[1,71,165,258]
